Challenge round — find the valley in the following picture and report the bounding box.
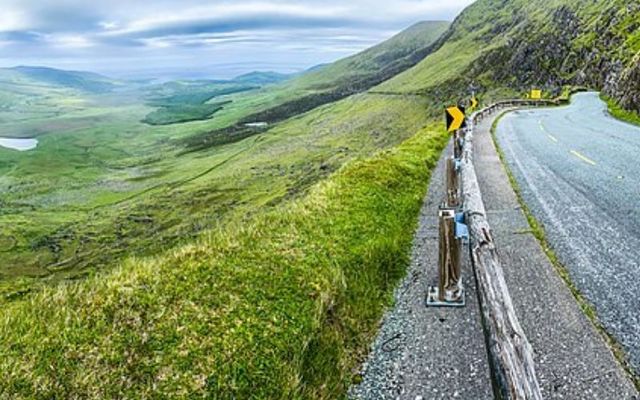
[0,22,449,300]
[1,1,639,398]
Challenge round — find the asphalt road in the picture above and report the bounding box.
[495,92,640,376]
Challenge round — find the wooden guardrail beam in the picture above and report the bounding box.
[458,106,543,399]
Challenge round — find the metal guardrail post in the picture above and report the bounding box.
[427,207,466,307]
[453,131,463,159]
[427,123,469,308]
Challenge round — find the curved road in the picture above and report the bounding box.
[496,92,640,375]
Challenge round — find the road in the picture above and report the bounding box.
[495,92,640,376]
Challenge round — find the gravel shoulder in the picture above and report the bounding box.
[350,142,493,400]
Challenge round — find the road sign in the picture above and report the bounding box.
[531,89,542,100]
[446,106,466,132]
[471,96,479,109]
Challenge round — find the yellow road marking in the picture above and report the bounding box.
[547,134,558,143]
[570,150,596,166]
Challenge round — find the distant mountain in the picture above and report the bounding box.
[184,20,451,151]
[232,71,292,85]
[242,22,450,121]
[1,66,119,93]
[284,20,451,94]
[305,63,329,73]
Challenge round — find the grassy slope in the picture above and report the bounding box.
[602,94,640,126]
[140,82,258,125]
[0,123,447,398]
[0,92,432,295]
[0,22,452,399]
[284,21,450,92]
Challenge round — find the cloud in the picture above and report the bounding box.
[108,3,351,36]
[47,34,94,49]
[0,0,476,78]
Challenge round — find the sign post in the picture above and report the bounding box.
[427,107,469,308]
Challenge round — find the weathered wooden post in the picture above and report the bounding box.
[446,157,460,208]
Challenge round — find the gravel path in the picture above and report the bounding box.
[349,142,493,400]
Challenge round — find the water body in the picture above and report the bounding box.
[0,137,38,151]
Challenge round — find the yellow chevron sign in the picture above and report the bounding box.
[446,106,466,133]
[470,96,479,109]
[531,89,542,100]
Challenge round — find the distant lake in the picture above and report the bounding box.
[0,137,38,151]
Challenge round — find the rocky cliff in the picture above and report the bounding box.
[381,0,640,112]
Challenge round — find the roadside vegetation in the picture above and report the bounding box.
[0,32,449,396]
[602,95,640,127]
[0,123,447,398]
[0,20,450,299]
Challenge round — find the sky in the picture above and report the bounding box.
[0,0,475,79]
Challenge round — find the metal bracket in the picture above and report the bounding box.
[454,158,462,172]
[455,212,469,244]
[426,286,466,307]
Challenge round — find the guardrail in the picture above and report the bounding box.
[430,99,559,399]
[474,99,560,123]
[464,102,546,399]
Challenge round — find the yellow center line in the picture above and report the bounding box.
[570,150,597,166]
[547,134,558,143]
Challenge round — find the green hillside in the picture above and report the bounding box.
[185,21,450,151]
[283,21,450,93]
[0,19,452,400]
[380,0,640,113]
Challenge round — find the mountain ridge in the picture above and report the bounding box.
[1,65,119,93]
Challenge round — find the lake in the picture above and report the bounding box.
[0,137,38,151]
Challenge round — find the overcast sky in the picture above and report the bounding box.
[0,0,475,79]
